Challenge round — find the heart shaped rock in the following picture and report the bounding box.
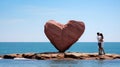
[44,20,85,52]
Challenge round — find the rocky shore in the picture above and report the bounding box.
[1,52,120,60]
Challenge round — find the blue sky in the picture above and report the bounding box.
[0,0,120,42]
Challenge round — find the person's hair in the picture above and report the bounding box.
[97,32,99,35]
[100,33,104,39]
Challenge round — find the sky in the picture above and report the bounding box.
[0,0,120,42]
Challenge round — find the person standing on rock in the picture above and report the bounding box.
[97,32,105,55]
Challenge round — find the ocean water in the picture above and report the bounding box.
[0,59,120,67]
[0,42,120,54]
[0,42,120,67]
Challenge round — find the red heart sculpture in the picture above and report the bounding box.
[44,20,85,52]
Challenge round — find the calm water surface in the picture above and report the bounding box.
[0,42,120,54]
[0,59,120,67]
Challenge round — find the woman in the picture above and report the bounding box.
[99,33,105,55]
[97,32,105,55]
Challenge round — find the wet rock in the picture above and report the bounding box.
[3,55,15,59]
[88,54,98,57]
[35,54,51,60]
[113,55,120,59]
[22,53,35,59]
[56,53,64,59]
[1,52,120,60]
[65,52,81,59]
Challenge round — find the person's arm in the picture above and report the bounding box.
[99,36,103,42]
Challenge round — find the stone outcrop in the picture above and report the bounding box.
[1,52,120,60]
[44,20,85,52]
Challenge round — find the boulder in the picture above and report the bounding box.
[3,55,15,59]
[22,53,35,59]
[44,20,85,52]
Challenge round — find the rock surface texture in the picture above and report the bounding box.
[44,20,85,52]
[1,52,120,60]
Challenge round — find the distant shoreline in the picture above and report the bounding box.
[1,52,120,60]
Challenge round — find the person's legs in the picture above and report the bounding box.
[101,43,105,55]
[98,43,102,55]
[98,48,101,55]
[101,47,105,55]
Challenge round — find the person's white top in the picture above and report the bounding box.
[97,35,102,43]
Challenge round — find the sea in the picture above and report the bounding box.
[0,42,120,67]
